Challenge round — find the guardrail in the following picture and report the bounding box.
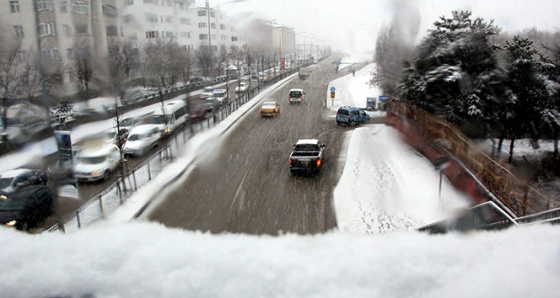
[47,68,299,232]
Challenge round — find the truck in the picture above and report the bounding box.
[288,139,326,176]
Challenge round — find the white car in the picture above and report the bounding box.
[212,89,228,104]
[73,144,121,182]
[123,124,161,157]
[201,86,215,99]
[235,82,249,93]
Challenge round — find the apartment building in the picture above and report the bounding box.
[117,0,243,52]
[0,0,119,97]
[0,0,264,100]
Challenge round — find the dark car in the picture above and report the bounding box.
[202,98,221,113]
[336,106,370,126]
[0,185,53,231]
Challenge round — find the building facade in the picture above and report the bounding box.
[0,0,281,101]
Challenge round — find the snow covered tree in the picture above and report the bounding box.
[499,36,553,163]
[397,11,504,137]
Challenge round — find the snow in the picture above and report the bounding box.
[1,58,559,297]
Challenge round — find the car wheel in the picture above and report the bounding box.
[103,170,111,181]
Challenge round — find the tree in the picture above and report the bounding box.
[71,47,94,99]
[195,45,214,78]
[499,36,558,163]
[397,11,505,138]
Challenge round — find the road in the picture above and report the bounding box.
[143,59,351,235]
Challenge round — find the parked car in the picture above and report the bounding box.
[123,124,161,157]
[188,77,205,87]
[336,106,370,126]
[0,168,48,194]
[288,88,305,104]
[73,144,121,182]
[235,82,249,93]
[260,101,281,118]
[0,185,53,231]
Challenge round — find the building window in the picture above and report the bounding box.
[62,25,71,37]
[198,22,206,28]
[10,0,20,13]
[211,23,216,29]
[165,16,172,23]
[143,0,158,4]
[60,1,67,12]
[76,24,88,35]
[72,1,88,14]
[14,25,24,38]
[126,0,134,5]
[123,14,133,23]
[41,48,60,60]
[166,0,172,6]
[210,11,215,18]
[128,33,138,40]
[199,34,207,40]
[106,26,118,36]
[146,31,158,38]
[68,70,75,82]
[38,23,56,36]
[67,48,73,59]
[35,0,54,11]
[197,10,206,17]
[221,35,226,41]
[180,32,190,39]
[146,13,157,23]
[231,36,238,42]
[52,48,60,59]
[102,4,117,17]
[16,51,28,62]
[220,24,226,30]
[211,34,215,40]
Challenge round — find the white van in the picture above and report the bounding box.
[151,100,188,136]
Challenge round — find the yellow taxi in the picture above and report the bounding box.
[260,101,280,118]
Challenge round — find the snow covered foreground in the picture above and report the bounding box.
[1,61,560,296]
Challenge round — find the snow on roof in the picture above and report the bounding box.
[296,139,319,145]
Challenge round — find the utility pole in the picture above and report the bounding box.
[206,0,212,51]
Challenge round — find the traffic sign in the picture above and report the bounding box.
[330,86,336,92]
[330,91,335,98]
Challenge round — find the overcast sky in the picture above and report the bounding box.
[203,0,560,56]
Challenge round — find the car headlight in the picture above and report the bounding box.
[6,220,17,227]
[91,169,103,175]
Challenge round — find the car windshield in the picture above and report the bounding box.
[120,118,134,126]
[290,91,301,98]
[77,156,107,164]
[0,178,14,189]
[128,134,140,141]
[151,115,167,125]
